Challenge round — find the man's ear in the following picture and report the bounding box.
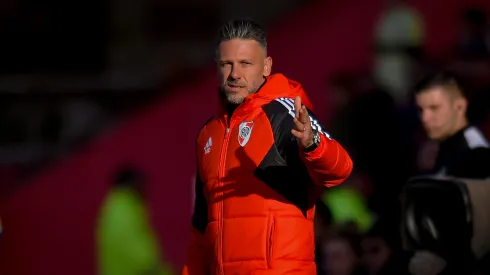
[455,98,468,115]
[264,56,272,77]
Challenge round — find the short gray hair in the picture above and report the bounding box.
[217,18,267,51]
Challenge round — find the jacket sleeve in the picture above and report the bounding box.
[269,99,353,188]
[182,171,209,275]
[299,112,354,187]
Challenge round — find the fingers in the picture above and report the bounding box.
[291,128,303,139]
[299,105,310,126]
[293,117,304,132]
[294,96,310,124]
[292,96,312,141]
[292,116,307,139]
[294,96,302,118]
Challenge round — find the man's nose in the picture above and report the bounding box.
[421,110,432,124]
[229,65,242,80]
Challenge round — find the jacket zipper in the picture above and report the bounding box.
[217,121,231,275]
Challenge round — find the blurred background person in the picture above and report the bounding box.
[373,0,425,105]
[409,71,490,275]
[97,166,173,275]
[414,71,490,178]
[322,183,376,235]
[321,227,368,275]
[361,219,410,275]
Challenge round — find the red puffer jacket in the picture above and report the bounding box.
[183,73,353,275]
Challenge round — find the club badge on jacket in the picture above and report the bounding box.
[238,121,254,147]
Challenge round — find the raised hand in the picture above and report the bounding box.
[291,96,314,148]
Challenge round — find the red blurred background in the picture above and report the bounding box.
[1,0,490,274]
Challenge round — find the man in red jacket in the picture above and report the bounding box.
[183,18,353,275]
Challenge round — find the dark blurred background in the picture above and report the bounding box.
[0,0,490,274]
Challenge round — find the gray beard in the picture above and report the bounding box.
[223,85,258,105]
[226,94,246,104]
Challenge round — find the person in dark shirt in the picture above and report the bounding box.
[408,71,490,275]
[414,71,490,179]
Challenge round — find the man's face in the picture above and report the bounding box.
[217,38,272,104]
[416,87,465,141]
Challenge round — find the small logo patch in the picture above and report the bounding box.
[204,137,212,154]
[238,121,254,147]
